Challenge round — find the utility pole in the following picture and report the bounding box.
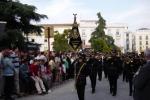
[47,27,50,61]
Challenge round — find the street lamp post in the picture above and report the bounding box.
[47,27,50,61]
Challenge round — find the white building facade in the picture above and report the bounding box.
[79,20,97,48]
[27,20,133,53]
[79,20,132,53]
[106,23,132,53]
[133,28,150,53]
[28,24,72,51]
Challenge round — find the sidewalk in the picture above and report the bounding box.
[0,79,74,100]
[17,76,133,100]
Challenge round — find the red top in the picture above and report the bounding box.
[29,64,39,76]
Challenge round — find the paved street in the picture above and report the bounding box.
[17,75,133,100]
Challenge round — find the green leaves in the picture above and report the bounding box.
[90,12,117,52]
[91,12,106,38]
[0,29,24,49]
[91,38,111,52]
[0,0,47,33]
[53,30,72,52]
[0,0,47,49]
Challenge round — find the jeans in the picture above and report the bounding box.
[4,76,14,100]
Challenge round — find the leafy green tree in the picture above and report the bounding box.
[91,38,111,52]
[0,0,47,49]
[92,12,106,38]
[53,30,72,52]
[6,29,24,49]
[90,12,117,52]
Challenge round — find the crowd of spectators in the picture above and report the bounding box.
[0,48,75,100]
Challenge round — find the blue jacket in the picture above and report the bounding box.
[1,57,15,76]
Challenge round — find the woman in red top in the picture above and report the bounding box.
[29,59,46,95]
[29,61,38,76]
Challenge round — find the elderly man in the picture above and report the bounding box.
[133,49,150,100]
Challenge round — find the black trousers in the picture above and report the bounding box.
[76,85,85,100]
[42,78,49,92]
[90,73,97,90]
[122,71,126,81]
[98,69,102,81]
[103,68,108,78]
[4,76,14,100]
[108,76,117,96]
[128,77,133,96]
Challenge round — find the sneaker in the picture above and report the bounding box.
[48,90,52,93]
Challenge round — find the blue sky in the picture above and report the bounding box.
[20,0,150,30]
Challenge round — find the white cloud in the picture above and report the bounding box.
[109,3,150,30]
[113,5,146,21]
[20,0,38,4]
[43,0,72,17]
[40,0,97,23]
[20,0,150,30]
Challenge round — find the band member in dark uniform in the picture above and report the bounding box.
[103,55,109,78]
[107,54,120,96]
[122,57,128,82]
[97,55,103,81]
[74,54,89,100]
[125,57,135,96]
[87,54,99,94]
